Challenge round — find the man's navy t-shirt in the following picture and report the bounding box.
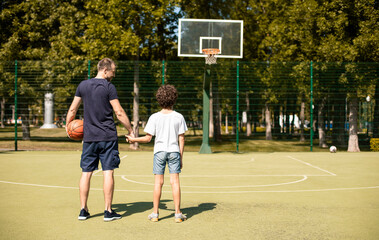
[75,78,118,142]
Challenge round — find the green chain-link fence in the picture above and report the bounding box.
[1,60,378,151]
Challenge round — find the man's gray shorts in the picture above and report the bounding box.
[153,151,181,175]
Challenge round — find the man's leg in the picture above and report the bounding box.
[103,170,114,212]
[79,172,93,211]
[170,173,181,214]
[153,174,164,214]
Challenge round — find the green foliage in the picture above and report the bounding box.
[1,0,377,62]
[0,0,377,144]
[370,138,379,151]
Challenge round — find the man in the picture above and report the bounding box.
[66,58,133,221]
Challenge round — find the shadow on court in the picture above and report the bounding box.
[159,202,217,221]
[88,201,217,220]
[116,200,170,217]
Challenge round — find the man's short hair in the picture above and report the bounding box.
[156,84,178,109]
[97,58,115,71]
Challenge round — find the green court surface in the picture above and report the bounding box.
[0,151,378,240]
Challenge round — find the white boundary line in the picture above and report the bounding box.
[287,156,337,176]
[120,175,308,188]
[0,180,377,193]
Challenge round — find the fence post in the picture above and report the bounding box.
[88,60,91,79]
[14,60,18,151]
[236,61,240,153]
[162,60,165,85]
[310,61,314,152]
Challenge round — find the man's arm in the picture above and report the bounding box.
[110,99,133,135]
[178,133,185,169]
[66,96,82,127]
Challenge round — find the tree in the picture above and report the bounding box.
[260,0,378,151]
[0,0,63,139]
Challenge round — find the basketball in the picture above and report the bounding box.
[329,146,337,153]
[67,119,83,141]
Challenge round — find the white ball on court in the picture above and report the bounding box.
[329,146,337,153]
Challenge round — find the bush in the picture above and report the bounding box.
[370,138,379,151]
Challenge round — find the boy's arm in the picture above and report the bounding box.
[127,133,153,143]
[178,133,185,169]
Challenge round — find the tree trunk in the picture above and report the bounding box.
[217,111,222,139]
[225,110,229,134]
[1,96,5,128]
[246,93,251,136]
[130,59,140,150]
[348,98,360,152]
[265,103,272,140]
[373,79,379,138]
[21,112,30,140]
[318,98,328,148]
[332,94,347,147]
[285,104,290,138]
[300,101,305,142]
[214,81,221,142]
[273,104,280,138]
[252,100,257,134]
[290,101,295,135]
[190,117,197,136]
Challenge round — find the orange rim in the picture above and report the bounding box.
[202,48,220,55]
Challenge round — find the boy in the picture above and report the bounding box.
[126,84,187,223]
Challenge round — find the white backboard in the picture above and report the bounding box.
[178,19,243,58]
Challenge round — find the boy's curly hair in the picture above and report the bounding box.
[156,84,178,109]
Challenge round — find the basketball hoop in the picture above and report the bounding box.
[202,48,220,65]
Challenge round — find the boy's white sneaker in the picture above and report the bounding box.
[175,213,187,223]
[148,212,159,222]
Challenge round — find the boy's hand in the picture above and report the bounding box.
[125,135,134,143]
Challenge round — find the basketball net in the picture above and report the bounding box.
[202,48,220,65]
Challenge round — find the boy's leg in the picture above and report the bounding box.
[103,170,114,212]
[79,171,93,211]
[170,173,181,214]
[153,174,164,214]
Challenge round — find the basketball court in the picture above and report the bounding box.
[0,151,378,239]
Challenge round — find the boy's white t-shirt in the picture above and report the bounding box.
[144,111,188,154]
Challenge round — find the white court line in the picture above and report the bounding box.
[92,169,102,176]
[121,175,308,188]
[0,180,79,190]
[120,155,128,159]
[287,156,337,176]
[0,180,377,193]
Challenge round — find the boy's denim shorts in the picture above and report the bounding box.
[153,151,181,175]
[81,141,120,172]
